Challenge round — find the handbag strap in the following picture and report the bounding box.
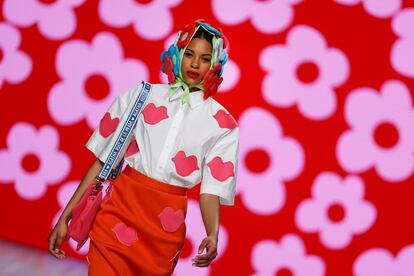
[97,81,152,182]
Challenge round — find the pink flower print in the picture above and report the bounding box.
[47,32,148,129]
[334,0,402,18]
[0,122,70,200]
[212,0,302,34]
[159,70,168,84]
[52,181,90,254]
[336,80,414,182]
[251,234,326,276]
[0,23,32,88]
[353,245,414,275]
[173,199,228,276]
[238,107,304,215]
[98,0,182,40]
[260,25,350,120]
[219,59,241,93]
[3,0,86,40]
[391,8,414,78]
[295,172,376,249]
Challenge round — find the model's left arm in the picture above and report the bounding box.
[193,126,240,267]
[192,194,220,267]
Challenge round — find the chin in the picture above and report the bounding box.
[183,77,201,86]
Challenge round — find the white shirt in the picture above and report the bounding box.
[86,83,240,205]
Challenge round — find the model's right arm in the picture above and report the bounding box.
[48,158,103,259]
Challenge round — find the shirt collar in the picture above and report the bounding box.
[168,86,205,109]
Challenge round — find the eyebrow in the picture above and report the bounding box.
[185,48,211,57]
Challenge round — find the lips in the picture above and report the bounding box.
[112,222,138,246]
[172,150,200,177]
[158,207,185,233]
[187,70,199,79]
[207,156,235,181]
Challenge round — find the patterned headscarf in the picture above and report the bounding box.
[160,20,229,104]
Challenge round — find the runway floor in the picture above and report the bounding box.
[0,239,87,276]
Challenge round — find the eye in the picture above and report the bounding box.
[184,52,192,57]
[203,57,211,62]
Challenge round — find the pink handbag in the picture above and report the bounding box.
[65,82,152,251]
[66,181,103,250]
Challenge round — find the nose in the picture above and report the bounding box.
[191,58,199,69]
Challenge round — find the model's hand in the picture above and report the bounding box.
[48,220,68,260]
[192,236,218,267]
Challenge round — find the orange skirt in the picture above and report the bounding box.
[88,165,188,276]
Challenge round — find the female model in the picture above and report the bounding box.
[48,19,239,275]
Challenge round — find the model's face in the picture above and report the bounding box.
[181,37,212,86]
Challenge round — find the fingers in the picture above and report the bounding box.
[48,235,56,256]
[48,237,63,259]
[54,236,66,260]
[192,251,217,267]
[48,232,66,260]
[196,249,218,261]
[197,239,207,255]
[55,235,63,252]
[192,239,217,267]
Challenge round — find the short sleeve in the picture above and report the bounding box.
[85,83,143,164]
[201,127,240,206]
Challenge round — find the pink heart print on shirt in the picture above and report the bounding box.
[141,103,169,125]
[158,207,185,232]
[112,221,138,246]
[99,112,120,138]
[172,150,200,177]
[125,139,139,157]
[207,156,235,181]
[213,109,238,129]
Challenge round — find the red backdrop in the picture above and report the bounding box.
[1,0,414,275]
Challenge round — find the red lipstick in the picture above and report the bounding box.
[187,70,200,79]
